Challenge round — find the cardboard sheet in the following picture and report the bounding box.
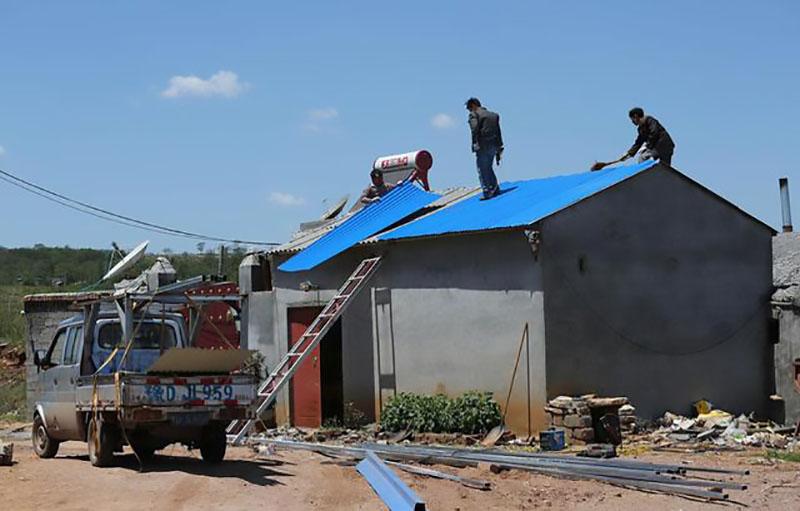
[147,347,254,374]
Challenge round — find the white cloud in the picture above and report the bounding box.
[307,107,338,121]
[161,70,248,99]
[431,113,456,129]
[0,146,5,156]
[269,192,306,207]
[303,107,339,132]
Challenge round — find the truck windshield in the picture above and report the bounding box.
[97,322,177,350]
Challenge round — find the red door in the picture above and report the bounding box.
[288,307,323,428]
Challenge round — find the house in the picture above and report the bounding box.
[240,160,775,434]
[772,231,800,425]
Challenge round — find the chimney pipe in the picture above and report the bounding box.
[780,177,793,232]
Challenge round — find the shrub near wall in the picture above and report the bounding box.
[381,391,501,434]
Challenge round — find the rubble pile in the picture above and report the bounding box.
[0,442,13,466]
[644,410,798,451]
[544,395,631,443]
[545,396,595,442]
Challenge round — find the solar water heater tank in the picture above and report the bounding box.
[373,150,433,190]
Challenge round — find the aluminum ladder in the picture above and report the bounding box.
[227,256,382,444]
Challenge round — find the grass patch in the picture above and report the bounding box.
[765,449,800,463]
[0,369,26,419]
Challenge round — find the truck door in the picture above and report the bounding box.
[55,325,83,438]
[39,328,68,438]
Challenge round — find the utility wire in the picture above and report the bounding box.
[0,168,278,246]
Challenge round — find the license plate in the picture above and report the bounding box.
[141,383,235,404]
[170,411,211,427]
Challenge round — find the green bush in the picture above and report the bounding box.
[449,391,502,434]
[381,391,501,434]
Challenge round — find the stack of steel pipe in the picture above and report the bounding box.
[259,438,748,501]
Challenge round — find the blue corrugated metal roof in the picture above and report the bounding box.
[279,182,440,272]
[381,160,657,241]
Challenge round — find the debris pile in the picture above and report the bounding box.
[0,442,13,466]
[643,410,798,451]
[545,396,595,443]
[0,343,25,368]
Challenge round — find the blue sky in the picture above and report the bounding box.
[1,1,798,252]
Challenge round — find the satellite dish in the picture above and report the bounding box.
[320,195,349,220]
[102,240,149,282]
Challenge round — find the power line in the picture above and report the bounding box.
[0,168,278,246]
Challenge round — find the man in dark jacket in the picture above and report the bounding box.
[358,168,396,206]
[466,97,504,199]
[621,107,675,166]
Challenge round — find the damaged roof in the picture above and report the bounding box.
[278,181,440,272]
[276,160,774,272]
[272,186,478,256]
[381,160,656,241]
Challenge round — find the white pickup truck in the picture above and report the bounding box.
[31,308,256,467]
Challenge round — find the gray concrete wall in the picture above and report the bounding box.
[774,304,800,425]
[541,165,775,418]
[263,231,548,434]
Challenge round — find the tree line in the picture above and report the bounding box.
[0,244,249,287]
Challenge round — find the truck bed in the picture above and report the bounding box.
[76,373,256,412]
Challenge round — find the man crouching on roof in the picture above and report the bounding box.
[359,168,396,205]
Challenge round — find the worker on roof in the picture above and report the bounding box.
[358,168,397,206]
[466,97,504,200]
[621,107,675,166]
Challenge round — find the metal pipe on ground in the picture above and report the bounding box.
[360,443,684,475]
[260,438,743,500]
[384,461,492,491]
[360,442,750,476]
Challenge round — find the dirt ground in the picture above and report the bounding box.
[1,430,799,510]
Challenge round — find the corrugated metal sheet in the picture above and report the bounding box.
[425,186,480,208]
[381,161,657,241]
[269,215,352,255]
[278,182,440,272]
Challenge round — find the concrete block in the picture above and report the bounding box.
[549,396,576,409]
[587,397,628,408]
[571,428,595,442]
[564,415,592,428]
[618,404,636,415]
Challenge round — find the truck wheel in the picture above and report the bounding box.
[88,418,116,467]
[32,413,60,458]
[199,424,227,463]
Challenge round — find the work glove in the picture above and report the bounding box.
[472,143,480,152]
[495,149,503,165]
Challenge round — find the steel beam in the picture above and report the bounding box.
[357,451,426,511]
